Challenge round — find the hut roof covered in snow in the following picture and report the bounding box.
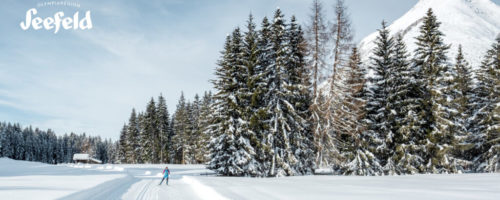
[73,153,102,164]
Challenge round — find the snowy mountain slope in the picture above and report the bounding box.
[358,0,500,68]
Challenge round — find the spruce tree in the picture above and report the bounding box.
[339,48,383,175]
[191,94,207,164]
[197,91,214,163]
[127,109,140,163]
[241,14,263,174]
[172,93,191,164]
[413,9,457,173]
[157,94,170,163]
[0,123,5,157]
[388,35,425,174]
[253,16,274,175]
[209,29,257,175]
[118,124,128,163]
[265,8,298,176]
[483,37,500,172]
[184,102,195,163]
[364,21,393,174]
[140,98,159,163]
[471,37,500,172]
[448,45,475,171]
[229,26,259,175]
[285,15,316,174]
[169,113,176,163]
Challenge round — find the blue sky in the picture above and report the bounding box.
[1,0,499,139]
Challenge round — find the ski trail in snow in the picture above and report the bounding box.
[123,178,188,200]
[54,164,224,200]
[136,180,151,199]
[57,174,138,200]
[182,176,229,200]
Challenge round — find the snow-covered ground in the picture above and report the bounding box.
[1,158,499,200]
[198,174,500,200]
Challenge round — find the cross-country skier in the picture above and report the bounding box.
[159,166,170,185]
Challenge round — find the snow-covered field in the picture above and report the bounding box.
[1,158,499,200]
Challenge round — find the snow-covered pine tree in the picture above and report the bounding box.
[192,95,202,161]
[183,101,193,163]
[451,46,474,139]
[45,129,57,164]
[388,35,425,175]
[241,14,263,174]
[156,94,170,163]
[447,45,475,171]
[117,124,128,163]
[364,21,393,175]
[339,48,382,176]
[64,133,72,162]
[13,124,25,161]
[265,8,298,177]
[112,141,120,164]
[169,113,176,163]
[136,114,145,163]
[126,109,140,163]
[196,91,213,163]
[186,100,200,164]
[209,28,257,176]
[94,137,109,163]
[286,15,315,175]
[0,123,5,157]
[172,92,191,164]
[253,16,274,176]
[433,57,461,173]
[482,37,500,172]
[190,94,207,164]
[150,98,161,163]
[413,8,457,173]
[471,37,500,172]
[24,127,36,162]
[139,98,158,163]
[208,34,234,173]
[227,27,258,175]
[55,135,64,163]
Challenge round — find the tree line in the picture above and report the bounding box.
[205,1,499,176]
[118,1,499,176]
[117,92,213,164]
[0,122,117,164]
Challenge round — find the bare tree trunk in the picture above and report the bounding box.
[331,10,342,94]
[324,0,354,168]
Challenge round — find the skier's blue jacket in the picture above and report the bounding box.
[163,169,170,178]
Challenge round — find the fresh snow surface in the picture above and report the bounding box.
[0,158,125,200]
[1,158,500,199]
[196,174,500,200]
[358,0,500,68]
